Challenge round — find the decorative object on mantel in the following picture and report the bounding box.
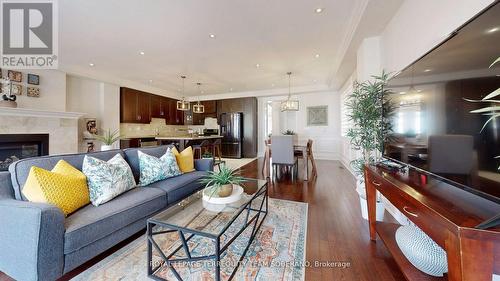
[176,75,190,111]
[200,165,247,198]
[395,224,448,277]
[27,87,40,97]
[345,71,395,221]
[95,129,121,151]
[280,71,299,112]
[7,70,22,82]
[0,77,17,108]
[307,105,328,126]
[27,74,40,85]
[192,82,205,113]
[12,84,23,95]
[83,118,98,152]
[282,129,295,135]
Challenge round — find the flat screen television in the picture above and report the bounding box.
[384,2,500,204]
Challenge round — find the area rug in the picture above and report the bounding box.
[72,198,308,281]
[221,158,257,171]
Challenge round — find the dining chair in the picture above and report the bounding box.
[262,139,271,175]
[271,135,298,182]
[295,139,317,176]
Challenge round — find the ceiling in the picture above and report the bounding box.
[59,0,402,97]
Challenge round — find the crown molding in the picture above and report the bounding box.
[326,0,370,89]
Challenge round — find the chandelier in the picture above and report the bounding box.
[176,75,190,111]
[193,82,205,114]
[280,72,299,111]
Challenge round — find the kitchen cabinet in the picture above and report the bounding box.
[120,87,151,124]
[190,100,217,125]
[150,95,169,119]
[167,98,184,125]
[217,97,257,157]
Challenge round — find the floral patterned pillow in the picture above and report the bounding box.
[138,148,182,186]
[82,154,136,206]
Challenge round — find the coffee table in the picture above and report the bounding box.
[146,178,269,281]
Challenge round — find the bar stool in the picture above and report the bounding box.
[192,140,212,159]
[212,138,225,171]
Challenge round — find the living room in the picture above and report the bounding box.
[1,1,499,281]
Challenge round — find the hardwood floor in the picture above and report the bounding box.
[0,158,405,281]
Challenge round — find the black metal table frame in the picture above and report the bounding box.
[146,179,269,281]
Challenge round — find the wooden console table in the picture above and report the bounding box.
[364,165,500,281]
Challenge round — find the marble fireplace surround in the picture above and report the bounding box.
[0,108,85,155]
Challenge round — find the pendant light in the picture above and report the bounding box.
[193,82,205,114]
[176,75,190,111]
[280,72,299,112]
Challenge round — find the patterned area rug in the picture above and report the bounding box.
[73,198,307,281]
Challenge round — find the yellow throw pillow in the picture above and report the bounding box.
[171,146,195,173]
[22,160,90,216]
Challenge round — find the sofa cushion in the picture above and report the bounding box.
[9,150,124,201]
[123,145,173,182]
[63,187,166,254]
[147,171,207,204]
[22,160,90,216]
[138,149,181,186]
[83,154,136,206]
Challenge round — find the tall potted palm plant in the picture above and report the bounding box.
[346,71,395,220]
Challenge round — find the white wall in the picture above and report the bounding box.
[257,91,341,160]
[66,75,120,151]
[1,69,67,111]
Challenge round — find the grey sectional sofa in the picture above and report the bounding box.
[0,145,213,281]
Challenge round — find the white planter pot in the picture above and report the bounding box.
[356,177,384,221]
[101,145,113,151]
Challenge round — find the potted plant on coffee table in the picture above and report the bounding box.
[95,129,121,151]
[200,165,246,198]
[345,71,395,221]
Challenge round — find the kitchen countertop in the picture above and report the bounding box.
[155,135,223,140]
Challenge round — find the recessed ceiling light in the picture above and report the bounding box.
[424,69,432,72]
[255,63,260,68]
[209,34,216,38]
[315,54,320,58]
[148,79,153,83]
[399,91,407,95]
[177,88,181,92]
[486,27,499,34]
[271,83,275,87]
[89,63,95,67]
[313,79,317,83]
[315,7,323,13]
[201,90,205,94]
[139,51,145,55]
[229,88,233,91]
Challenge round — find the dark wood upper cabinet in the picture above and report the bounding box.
[151,95,169,119]
[136,92,151,123]
[165,98,184,125]
[120,87,150,124]
[203,100,217,114]
[120,88,138,123]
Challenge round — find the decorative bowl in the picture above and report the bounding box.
[395,224,448,277]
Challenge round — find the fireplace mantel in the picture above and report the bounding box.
[0,107,86,119]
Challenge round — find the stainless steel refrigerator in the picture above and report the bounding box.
[220,112,243,158]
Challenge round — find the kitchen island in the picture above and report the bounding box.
[156,135,223,151]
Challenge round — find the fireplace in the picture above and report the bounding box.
[0,134,49,171]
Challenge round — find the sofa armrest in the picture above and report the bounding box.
[194,158,214,171]
[0,171,14,199]
[0,199,65,281]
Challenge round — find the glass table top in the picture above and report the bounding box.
[148,178,268,237]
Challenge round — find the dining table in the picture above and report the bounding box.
[263,141,310,181]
